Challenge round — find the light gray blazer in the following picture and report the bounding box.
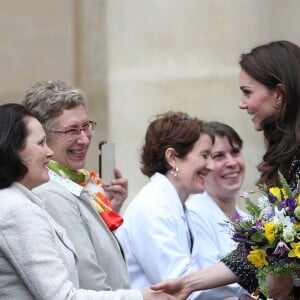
[0,183,142,300]
[33,174,132,291]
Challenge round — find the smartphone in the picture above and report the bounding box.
[99,141,115,185]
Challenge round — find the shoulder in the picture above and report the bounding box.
[0,185,42,219]
[34,179,68,196]
[186,192,215,215]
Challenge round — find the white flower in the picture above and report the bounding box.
[283,228,296,243]
[257,195,270,209]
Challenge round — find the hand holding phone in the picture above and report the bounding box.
[99,141,116,186]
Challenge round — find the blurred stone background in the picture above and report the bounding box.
[1,0,299,212]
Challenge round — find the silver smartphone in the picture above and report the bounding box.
[99,141,115,185]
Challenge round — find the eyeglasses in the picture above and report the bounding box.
[49,121,97,141]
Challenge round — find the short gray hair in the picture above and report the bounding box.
[22,80,87,132]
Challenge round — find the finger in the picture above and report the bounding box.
[113,167,122,179]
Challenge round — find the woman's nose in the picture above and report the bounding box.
[206,156,215,171]
[239,98,247,109]
[225,155,238,166]
[47,145,54,157]
[76,131,91,144]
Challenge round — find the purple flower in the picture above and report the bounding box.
[273,241,291,256]
[230,211,242,223]
[278,201,285,210]
[232,232,247,243]
[262,206,275,219]
[285,198,297,211]
[247,227,257,235]
[268,192,277,203]
[255,219,263,230]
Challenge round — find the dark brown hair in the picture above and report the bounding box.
[209,121,243,150]
[0,103,36,188]
[140,111,213,177]
[240,40,300,187]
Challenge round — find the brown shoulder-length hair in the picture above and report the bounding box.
[140,111,213,177]
[240,40,300,187]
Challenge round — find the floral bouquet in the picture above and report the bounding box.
[230,172,300,298]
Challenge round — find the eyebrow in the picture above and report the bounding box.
[240,85,251,91]
[200,150,210,155]
[63,121,89,129]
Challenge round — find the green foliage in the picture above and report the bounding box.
[278,171,293,198]
[244,197,261,217]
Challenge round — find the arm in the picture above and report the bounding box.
[103,167,128,212]
[220,245,258,293]
[151,262,239,299]
[188,209,249,298]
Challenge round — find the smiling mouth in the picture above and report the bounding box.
[222,172,239,179]
[69,148,87,156]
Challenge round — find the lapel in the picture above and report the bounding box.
[13,182,78,261]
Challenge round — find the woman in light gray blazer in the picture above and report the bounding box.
[0,103,175,300]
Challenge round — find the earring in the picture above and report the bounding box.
[274,98,283,109]
[171,166,179,177]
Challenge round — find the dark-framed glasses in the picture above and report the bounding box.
[49,121,97,141]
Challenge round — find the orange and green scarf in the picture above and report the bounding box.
[48,160,123,231]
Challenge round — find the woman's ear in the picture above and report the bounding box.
[275,83,285,104]
[165,147,177,169]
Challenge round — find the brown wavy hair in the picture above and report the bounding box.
[240,40,300,187]
[140,111,213,177]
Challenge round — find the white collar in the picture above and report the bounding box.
[49,169,83,196]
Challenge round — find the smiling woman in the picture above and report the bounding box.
[186,121,249,299]
[0,103,53,190]
[116,111,214,299]
[151,40,300,300]
[18,117,54,190]
[21,80,131,291]
[0,103,177,299]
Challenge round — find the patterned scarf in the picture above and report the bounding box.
[48,160,123,231]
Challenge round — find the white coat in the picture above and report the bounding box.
[186,191,250,299]
[116,172,200,299]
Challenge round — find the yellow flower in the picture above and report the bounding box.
[269,187,287,199]
[247,248,268,268]
[288,242,300,258]
[294,221,300,229]
[264,222,277,243]
[297,194,300,206]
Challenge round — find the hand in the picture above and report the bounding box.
[103,168,128,213]
[151,278,190,300]
[267,274,293,300]
[142,287,178,300]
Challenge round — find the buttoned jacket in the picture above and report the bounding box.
[0,182,142,300]
[33,172,134,292]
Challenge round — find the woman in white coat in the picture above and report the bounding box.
[0,103,176,300]
[186,121,249,299]
[116,111,214,299]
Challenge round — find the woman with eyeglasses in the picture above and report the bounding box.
[0,103,178,300]
[22,80,130,293]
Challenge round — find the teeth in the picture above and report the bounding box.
[71,150,84,154]
[223,173,238,178]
